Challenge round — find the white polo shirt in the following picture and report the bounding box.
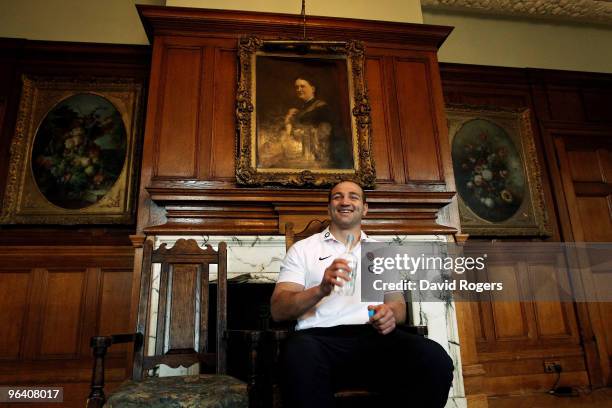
[278,227,382,330]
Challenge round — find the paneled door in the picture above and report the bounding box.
[553,130,612,387]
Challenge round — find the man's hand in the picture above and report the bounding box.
[368,304,396,335]
[320,258,351,296]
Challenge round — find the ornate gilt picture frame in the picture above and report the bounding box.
[447,105,551,236]
[235,37,375,187]
[0,75,144,224]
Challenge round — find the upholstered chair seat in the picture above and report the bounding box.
[105,374,247,408]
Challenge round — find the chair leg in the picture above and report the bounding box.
[87,336,112,408]
[246,331,263,408]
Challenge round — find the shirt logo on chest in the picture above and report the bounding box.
[318,255,332,261]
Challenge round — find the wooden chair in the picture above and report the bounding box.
[87,238,262,408]
[266,220,427,407]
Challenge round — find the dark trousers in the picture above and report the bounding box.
[280,325,454,408]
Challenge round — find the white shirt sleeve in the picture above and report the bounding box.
[277,242,307,285]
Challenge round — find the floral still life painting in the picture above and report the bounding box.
[1,76,143,224]
[452,118,524,223]
[447,106,550,236]
[31,93,127,209]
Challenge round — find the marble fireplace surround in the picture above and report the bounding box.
[149,234,467,408]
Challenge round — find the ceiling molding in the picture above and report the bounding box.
[421,0,612,25]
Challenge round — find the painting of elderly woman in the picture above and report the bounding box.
[255,55,354,170]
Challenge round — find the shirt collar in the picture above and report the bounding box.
[319,226,370,243]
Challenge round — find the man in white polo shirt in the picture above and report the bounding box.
[271,180,454,408]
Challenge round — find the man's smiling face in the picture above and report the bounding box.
[328,181,368,229]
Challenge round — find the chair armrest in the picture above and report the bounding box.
[86,333,142,408]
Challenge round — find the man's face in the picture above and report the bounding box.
[328,181,368,229]
[295,79,315,102]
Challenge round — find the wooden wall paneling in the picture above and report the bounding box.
[365,47,451,188]
[490,302,530,341]
[454,301,486,393]
[393,57,443,182]
[79,267,101,358]
[209,45,239,181]
[582,88,612,123]
[380,53,408,185]
[474,297,496,352]
[96,268,134,356]
[0,247,134,383]
[472,302,486,342]
[0,269,32,360]
[198,46,216,181]
[365,56,393,182]
[21,268,46,360]
[543,86,586,123]
[440,64,531,107]
[528,264,578,340]
[528,68,612,126]
[38,268,87,358]
[489,264,534,342]
[428,55,456,203]
[154,42,202,178]
[575,197,612,242]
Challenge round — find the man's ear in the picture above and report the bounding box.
[327,203,332,217]
[363,202,368,216]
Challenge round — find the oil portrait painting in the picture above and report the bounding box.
[236,37,375,187]
[255,55,353,171]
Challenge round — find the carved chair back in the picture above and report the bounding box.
[133,238,228,379]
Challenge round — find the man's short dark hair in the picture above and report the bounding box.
[327,180,367,204]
